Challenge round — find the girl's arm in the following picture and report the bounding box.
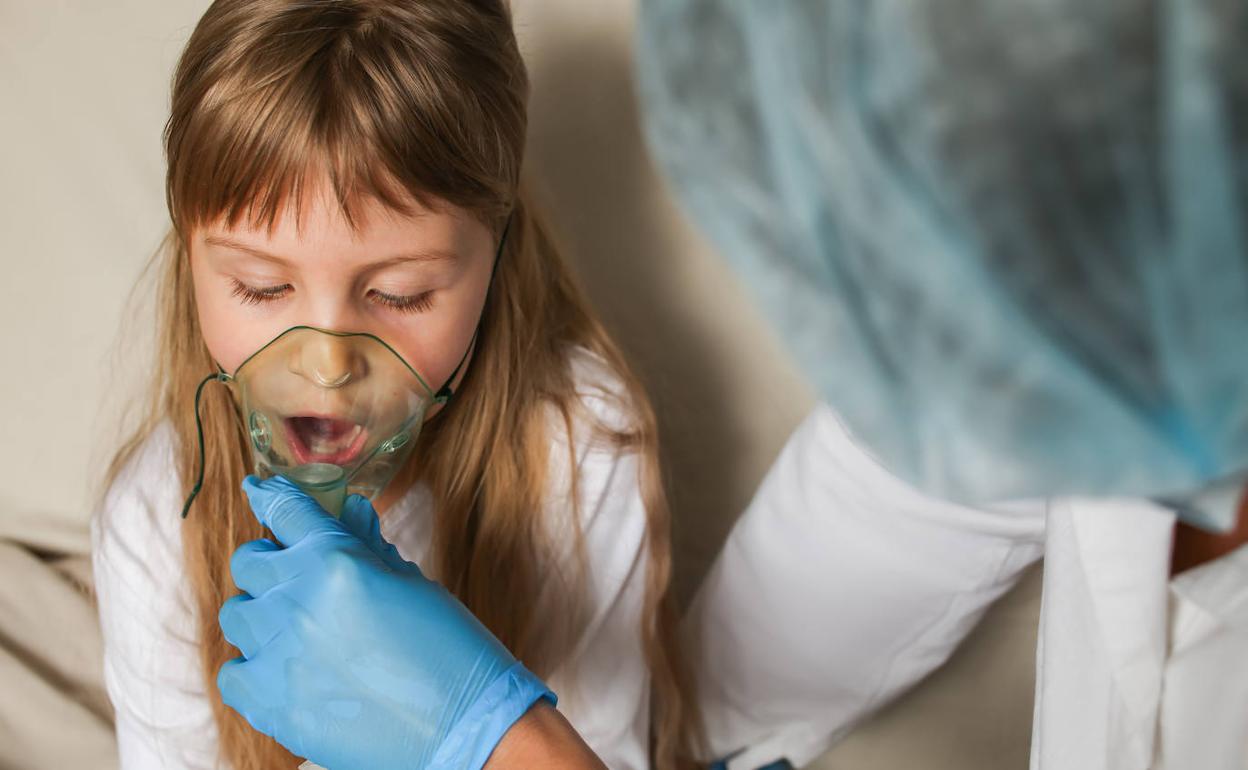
[536,355,661,770]
[91,423,218,770]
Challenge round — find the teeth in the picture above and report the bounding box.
[304,424,362,458]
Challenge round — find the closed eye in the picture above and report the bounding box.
[230,278,291,305]
[368,289,435,314]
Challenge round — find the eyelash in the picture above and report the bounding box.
[228,279,435,314]
[371,289,436,313]
[230,279,291,305]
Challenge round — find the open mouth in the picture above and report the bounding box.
[283,415,368,466]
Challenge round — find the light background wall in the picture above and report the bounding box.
[0,1,1039,767]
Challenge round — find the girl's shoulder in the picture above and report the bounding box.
[541,345,650,529]
[558,343,642,444]
[91,418,184,555]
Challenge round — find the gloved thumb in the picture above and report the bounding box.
[339,493,412,572]
[241,475,349,548]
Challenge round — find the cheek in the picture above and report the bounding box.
[380,290,483,390]
[190,264,282,372]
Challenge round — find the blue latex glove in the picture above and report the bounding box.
[218,474,556,770]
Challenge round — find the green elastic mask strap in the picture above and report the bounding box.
[432,208,513,404]
[181,368,232,519]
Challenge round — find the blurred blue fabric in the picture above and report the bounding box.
[636,0,1248,530]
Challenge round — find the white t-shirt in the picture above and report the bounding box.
[90,347,653,770]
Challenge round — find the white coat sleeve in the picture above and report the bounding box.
[688,402,1047,769]
[90,422,221,770]
[537,352,655,770]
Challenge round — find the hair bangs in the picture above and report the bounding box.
[165,1,520,242]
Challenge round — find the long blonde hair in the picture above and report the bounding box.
[100,1,699,767]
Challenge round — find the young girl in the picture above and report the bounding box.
[90,1,696,768]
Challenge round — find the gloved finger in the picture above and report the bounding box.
[217,655,278,737]
[219,592,285,660]
[229,537,284,597]
[340,493,410,572]
[242,475,351,548]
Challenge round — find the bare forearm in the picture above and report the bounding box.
[483,701,607,770]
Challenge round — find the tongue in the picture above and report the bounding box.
[304,417,350,440]
[290,416,356,455]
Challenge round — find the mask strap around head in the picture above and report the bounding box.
[180,367,233,519]
[432,208,513,405]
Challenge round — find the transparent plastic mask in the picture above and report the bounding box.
[230,325,438,516]
[178,325,449,519]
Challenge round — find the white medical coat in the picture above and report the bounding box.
[692,403,1248,769]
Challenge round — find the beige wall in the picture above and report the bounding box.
[0,2,1037,767]
[511,0,818,601]
[1,1,199,528]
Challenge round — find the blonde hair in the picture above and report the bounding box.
[100,1,700,767]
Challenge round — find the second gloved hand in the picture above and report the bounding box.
[218,474,555,770]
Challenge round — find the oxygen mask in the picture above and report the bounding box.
[180,325,450,518]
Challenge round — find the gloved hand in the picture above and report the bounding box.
[218,474,556,770]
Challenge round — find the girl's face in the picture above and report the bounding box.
[188,177,496,421]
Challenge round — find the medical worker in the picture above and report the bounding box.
[635,0,1248,768]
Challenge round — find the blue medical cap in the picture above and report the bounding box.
[636,0,1248,530]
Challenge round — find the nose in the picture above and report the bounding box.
[292,333,368,388]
